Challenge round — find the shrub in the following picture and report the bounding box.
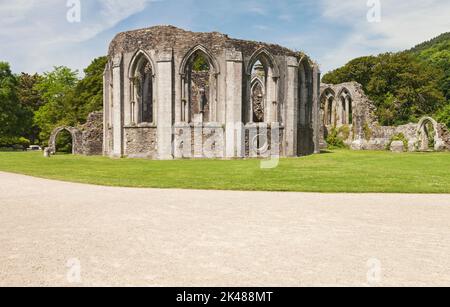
[18,137,31,148]
[436,103,450,129]
[0,136,30,150]
[363,123,373,141]
[338,125,351,140]
[326,128,347,149]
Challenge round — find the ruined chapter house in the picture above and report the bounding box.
[102,25,321,159]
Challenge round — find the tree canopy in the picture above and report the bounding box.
[0,56,107,149]
[33,66,80,142]
[0,62,29,142]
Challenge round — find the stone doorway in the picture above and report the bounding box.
[417,117,439,151]
[49,127,83,155]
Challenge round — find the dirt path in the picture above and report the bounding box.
[0,171,449,286]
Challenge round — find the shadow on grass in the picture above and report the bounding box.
[319,150,335,155]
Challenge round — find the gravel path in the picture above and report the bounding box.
[1,171,450,287]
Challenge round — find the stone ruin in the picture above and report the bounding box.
[47,112,103,156]
[103,25,322,160]
[47,25,450,158]
[319,82,450,152]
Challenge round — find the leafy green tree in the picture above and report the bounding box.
[74,56,107,122]
[411,32,450,100]
[33,58,107,145]
[436,104,450,128]
[192,54,210,72]
[323,52,446,125]
[368,53,445,124]
[34,66,79,142]
[322,56,378,90]
[0,62,28,139]
[17,73,43,111]
[17,73,43,143]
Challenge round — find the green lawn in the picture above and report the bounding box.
[0,150,449,193]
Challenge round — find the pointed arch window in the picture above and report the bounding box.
[180,45,220,124]
[245,49,280,124]
[129,52,155,124]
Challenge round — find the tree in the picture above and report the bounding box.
[322,56,378,91]
[17,73,43,111]
[33,66,79,142]
[322,53,446,126]
[32,58,107,145]
[411,32,450,100]
[0,62,27,138]
[73,56,107,122]
[436,104,450,128]
[17,73,43,143]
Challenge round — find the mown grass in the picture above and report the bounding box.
[0,150,449,193]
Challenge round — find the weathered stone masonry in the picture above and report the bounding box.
[49,25,450,157]
[48,112,103,155]
[320,82,450,152]
[103,25,321,160]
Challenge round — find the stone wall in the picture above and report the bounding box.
[81,112,104,155]
[437,123,450,150]
[174,123,224,159]
[244,124,284,158]
[48,112,104,156]
[124,126,157,159]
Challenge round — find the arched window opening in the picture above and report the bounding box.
[320,89,335,127]
[131,55,154,124]
[349,99,353,125]
[245,51,279,124]
[250,61,266,123]
[338,89,352,126]
[341,96,347,125]
[188,52,211,123]
[298,60,312,127]
[327,97,333,125]
[180,48,219,124]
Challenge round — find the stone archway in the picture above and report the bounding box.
[49,126,83,155]
[416,117,442,151]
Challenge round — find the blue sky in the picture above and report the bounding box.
[1,0,449,75]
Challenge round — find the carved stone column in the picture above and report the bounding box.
[156,51,174,160]
[284,56,298,157]
[225,50,243,158]
[312,64,321,154]
[112,54,123,158]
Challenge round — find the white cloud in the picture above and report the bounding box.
[318,0,450,72]
[0,0,156,73]
[0,0,36,24]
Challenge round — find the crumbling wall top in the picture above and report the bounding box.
[108,25,299,59]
